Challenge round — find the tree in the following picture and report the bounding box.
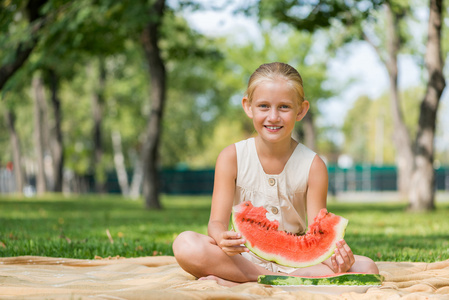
[139,0,166,209]
[249,0,385,152]
[31,74,48,194]
[46,68,64,192]
[91,59,107,193]
[358,0,445,210]
[362,2,414,199]
[256,0,447,210]
[1,0,48,193]
[408,0,446,211]
[3,108,25,193]
[1,0,150,194]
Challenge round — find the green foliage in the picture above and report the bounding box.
[0,0,31,65]
[0,0,238,174]
[2,0,446,182]
[256,0,385,33]
[187,117,250,168]
[342,86,423,164]
[1,194,448,262]
[159,14,236,167]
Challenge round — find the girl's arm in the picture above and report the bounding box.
[306,155,328,222]
[208,144,248,256]
[306,155,355,273]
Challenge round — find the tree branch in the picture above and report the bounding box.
[0,0,48,91]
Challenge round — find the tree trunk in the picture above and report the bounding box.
[140,0,166,209]
[111,131,130,196]
[32,75,47,194]
[364,3,414,198]
[4,108,25,194]
[408,0,445,211]
[129,148,143,200]
[91,59,106,193]
[302,110,316,150]
[294,110,316,150]
[48,69,64,192]
[383,4,414,199]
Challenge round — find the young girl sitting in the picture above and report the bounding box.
[173,62,379,286]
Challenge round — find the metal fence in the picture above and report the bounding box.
[0,169,16,194]
[1,166,448,195]
[159,165,449,195]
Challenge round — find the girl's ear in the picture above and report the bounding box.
[296,100,310,122]
[242,97,253,119]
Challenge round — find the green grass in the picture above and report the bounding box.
[1,194,448,262]
[0,194,210,258]
[327,202,449,262]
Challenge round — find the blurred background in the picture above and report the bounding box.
[0,0,448,210]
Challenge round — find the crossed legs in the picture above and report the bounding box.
[172,231,378,286]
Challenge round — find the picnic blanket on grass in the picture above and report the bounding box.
[0,256,448,299]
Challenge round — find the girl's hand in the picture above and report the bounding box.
[330,240,355,273]
[218,231,249,256]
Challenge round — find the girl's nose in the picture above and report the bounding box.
[268,108,280,122]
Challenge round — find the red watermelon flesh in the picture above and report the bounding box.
[231,201,348,268]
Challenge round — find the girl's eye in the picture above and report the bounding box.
[280,105,290,109]
[259,104,268,108]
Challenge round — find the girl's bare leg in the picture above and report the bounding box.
[198,275,241,287]
[173,231,278,284]
[346,255,379,274]
[289,263,334,276]
[173,231,379,286]
[173,231,345,284]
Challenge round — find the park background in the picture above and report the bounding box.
[0,0,449,261]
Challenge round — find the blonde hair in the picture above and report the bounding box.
[245,62,305,105]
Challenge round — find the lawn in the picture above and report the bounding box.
[0,194,448,262]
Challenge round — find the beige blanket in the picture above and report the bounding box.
[0,256,448,299]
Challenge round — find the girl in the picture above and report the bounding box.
[173,62,379,286]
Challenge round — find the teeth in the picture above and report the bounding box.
[266,126,280,130]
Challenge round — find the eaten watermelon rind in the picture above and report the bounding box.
[231,201,349,268]
[257,218,348,268]
[258,273,384,286]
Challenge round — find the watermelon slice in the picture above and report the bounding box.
[258,273,384,286]
[231,201,348,268]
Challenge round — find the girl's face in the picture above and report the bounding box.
[243,79,309,145]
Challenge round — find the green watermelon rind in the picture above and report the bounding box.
[231,203,348,268]
[258,273,384,286]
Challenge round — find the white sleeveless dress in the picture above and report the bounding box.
[234,138,317,273]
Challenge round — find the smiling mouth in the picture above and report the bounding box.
[265,126,283,131]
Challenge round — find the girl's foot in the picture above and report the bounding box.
[198,275,241,287]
